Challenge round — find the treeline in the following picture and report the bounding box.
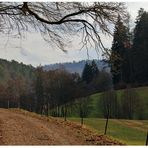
[43,59,108,75]
[110,8,148,89]
[0,59,111,118]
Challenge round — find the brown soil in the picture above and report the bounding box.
[0,108,123,145]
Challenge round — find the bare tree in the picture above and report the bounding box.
[121,86,140,119]
[76,97,90,126]
[100,90,117,135]
[146,131,148,146]
[0,2,127,53]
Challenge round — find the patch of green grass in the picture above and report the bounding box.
[85,86,148,118]
[64,86,148,145]
[68,117,148,145]
[66,86,148,119]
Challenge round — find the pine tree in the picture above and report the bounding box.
[91,60,99,78]
[82,62,93,84]
[82,60,99,84]
[132,8,148,84]
[110,16,130,88]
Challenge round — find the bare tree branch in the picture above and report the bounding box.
[0,2,127,54]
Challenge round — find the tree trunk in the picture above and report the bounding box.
[18,102,20,109]
[146,131,148,146]
[47,103,49,116]
[7,100,9,109]
[81,116,84,126]
[64,105,67,121]
[104,108,110,135]
[57,105,59,117]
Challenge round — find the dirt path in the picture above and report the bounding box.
[0,108,123,145]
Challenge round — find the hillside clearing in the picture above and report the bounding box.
[0,108,123,145]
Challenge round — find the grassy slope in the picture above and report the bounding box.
[67,87,148,145]
[51,86,147,145]
[68,118,148,145]
[87,86,148,118]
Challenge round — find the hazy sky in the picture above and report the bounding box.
[0,2,148,67]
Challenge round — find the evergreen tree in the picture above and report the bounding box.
[82,60,99,84]
[132,8,148,84]
[110,16,130,88]
[91,60,99,77]
[82,62,93,84]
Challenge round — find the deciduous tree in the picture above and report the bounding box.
[0,2,127,52]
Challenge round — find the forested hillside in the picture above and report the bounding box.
[43,60,109,75]
[0,59,35,108]
[0,59,111,118]
[0,59,35,83]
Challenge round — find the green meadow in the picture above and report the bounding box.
[68,117,148,145]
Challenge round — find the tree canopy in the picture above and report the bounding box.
[110,16,130,87]
[132,8,148,84]
[82,60,99,84]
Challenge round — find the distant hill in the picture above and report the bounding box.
[0,58,109,83]
[0,58,35,84]
[43,60,110,75]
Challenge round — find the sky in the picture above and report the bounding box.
[0,2,148,67]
